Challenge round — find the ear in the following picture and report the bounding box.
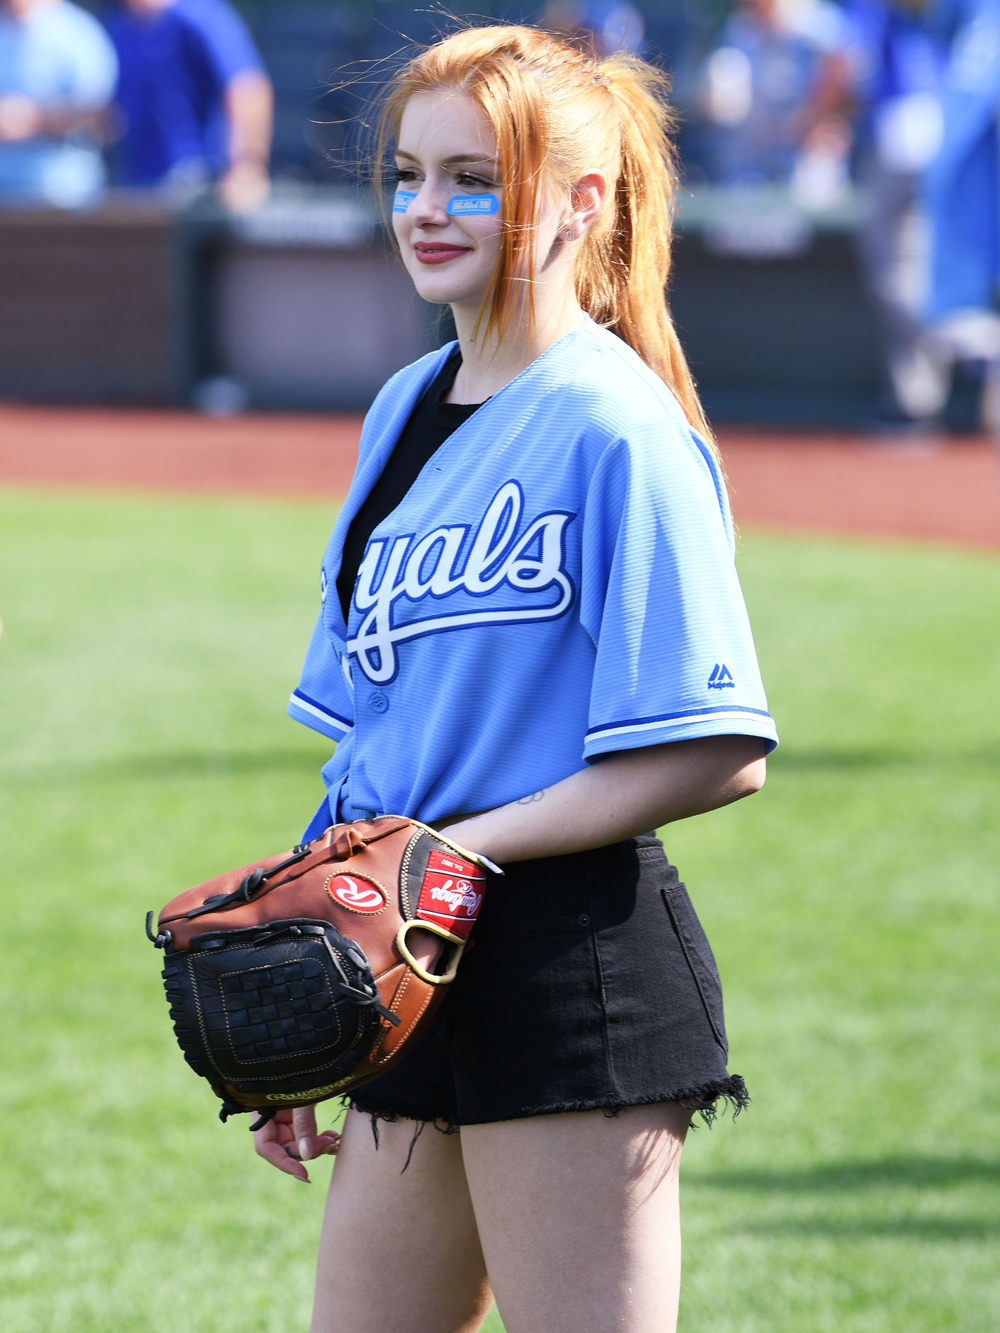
[564,171,608,240]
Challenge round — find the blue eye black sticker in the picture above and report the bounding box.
[393,188,500,215]
[448,194,500,215]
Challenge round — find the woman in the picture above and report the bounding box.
[255,25,777,1333]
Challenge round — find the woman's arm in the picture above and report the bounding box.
[439,735,766,864]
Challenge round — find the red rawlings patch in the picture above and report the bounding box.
[415,849,486,940]
[326,873,387,914]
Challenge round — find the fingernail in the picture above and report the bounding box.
[298,1137,312,1161]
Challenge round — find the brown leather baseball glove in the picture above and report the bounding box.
[147,817,498,1129]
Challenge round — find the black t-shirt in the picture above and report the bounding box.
[337,349,483,622]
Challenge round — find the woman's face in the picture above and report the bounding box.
[392,89,506,309]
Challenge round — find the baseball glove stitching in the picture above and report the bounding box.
[369,969,408,1061]
[188,955,229,1082]
[399,829,422,919]
[370,970,434,1066]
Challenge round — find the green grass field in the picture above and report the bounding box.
[1,487,998,1332]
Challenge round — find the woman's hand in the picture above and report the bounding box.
[252,1104,341,1183]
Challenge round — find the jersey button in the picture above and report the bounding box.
[368,692,389,714]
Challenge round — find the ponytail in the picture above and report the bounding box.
[379,27,716,452]
[580,59,713,442]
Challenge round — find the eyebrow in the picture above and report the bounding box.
[395,150,499,169]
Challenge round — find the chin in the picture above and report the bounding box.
[401,256,487,308]
[409,274,486,308]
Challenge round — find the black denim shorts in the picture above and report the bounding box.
[351,834,748,1129]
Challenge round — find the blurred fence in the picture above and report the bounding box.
[0,182,893,422]
[0,188,435,411]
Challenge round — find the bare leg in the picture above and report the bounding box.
[461,1103,692,1333]
[311,1108,493,1333]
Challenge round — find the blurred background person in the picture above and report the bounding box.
[845,0,948,425]
[923,0,1000,424]
[103,0,272,212]
[0,0,116,208]
[700,0,854,206]
[540,0,646,58]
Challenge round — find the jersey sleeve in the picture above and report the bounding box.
[287,611,355,742]
[579,421,778,761]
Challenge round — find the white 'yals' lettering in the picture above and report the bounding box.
[348,481,574,683]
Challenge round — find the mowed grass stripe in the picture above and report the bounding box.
[0,488,997,1332]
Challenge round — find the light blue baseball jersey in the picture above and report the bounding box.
[290,317,777,827]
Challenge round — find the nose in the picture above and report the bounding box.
[406,181,450,227]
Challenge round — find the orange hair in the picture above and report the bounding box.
[376,24,713,445]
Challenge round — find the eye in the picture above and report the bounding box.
[394,167,419,183]
[455,172,495,190]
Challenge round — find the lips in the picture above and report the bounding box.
[413,242,472,265]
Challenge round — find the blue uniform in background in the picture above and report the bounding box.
[290,319,777,836]
[0,0,116,207]
[846,0,945,150]
[706,1,847,187]
[841,0,948,421]
[104,0,264,186]
[925,0,1000,317]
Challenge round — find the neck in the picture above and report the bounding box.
[445,281,586,405]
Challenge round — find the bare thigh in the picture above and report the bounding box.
[311,1108,492,1333]
[461,1103,692,1333]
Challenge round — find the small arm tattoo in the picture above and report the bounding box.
[515,789,546,806]
[446,788,546,829]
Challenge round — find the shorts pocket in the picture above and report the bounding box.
[661,885,728,1054]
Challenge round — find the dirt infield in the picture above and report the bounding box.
[0,404,362,498]
[1,403,998,549]
[721,429,1000,549]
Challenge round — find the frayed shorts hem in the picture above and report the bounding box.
[349,1073,749,1135]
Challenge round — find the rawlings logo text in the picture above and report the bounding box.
[266,1080,350,1101]
[416,849,486,940]
[428,879,483,914]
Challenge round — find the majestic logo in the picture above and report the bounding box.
[415,850,487,940]
[326,873,387,914]
[708,663,735,689]
[347,481,575,684]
